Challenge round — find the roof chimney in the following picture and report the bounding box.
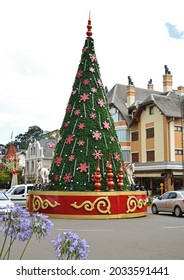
[177,86,184,96]
[163,65,172,92]
[127,76,135,107]
[147,79,154,90]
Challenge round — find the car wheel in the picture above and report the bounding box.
[174,206,182,217]
[151,204,158,214]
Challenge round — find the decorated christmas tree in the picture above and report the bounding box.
[49,15,130,191]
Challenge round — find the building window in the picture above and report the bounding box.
[147,151,155,161]
[110,107,118,122]
[110,107,124,122]
[146,127,154,138]
[149,106,154,115]
[174,126,182,131]
[31,161,34,172]
[175,149,183,155]
[122,150,130,162]
[1,148,6,155]
[118,111,124,121]
[131,131,138,141]
[26,162,29,173]
[116,128,130,142]
[132,153,139,162]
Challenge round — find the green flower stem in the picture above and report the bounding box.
[0,217,12,259]
[0,232,8,259]
[2,237,15,260]
[19,233,33,260]
[7,236,13,260]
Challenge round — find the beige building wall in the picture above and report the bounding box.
[174,119,183,162]
[120,142,130,147]
[115,120,127,127]
[168,120,175,161]
[141,110,148,162]
[140,106,164,162]
[175,129,182,148]
[130,123,140,161]
[131,140,139,151]
[163,117,169,161]
[154,108,165,161]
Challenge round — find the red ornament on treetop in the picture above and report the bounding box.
[86,12,92,38]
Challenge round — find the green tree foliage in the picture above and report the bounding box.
[0,170,11,188]
[49,32,130,191]
[13,126,49,149]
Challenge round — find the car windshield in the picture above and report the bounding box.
[6,186,16,194]
[0,192,8,200]
[161,192,170,199]
[180,192,184,197]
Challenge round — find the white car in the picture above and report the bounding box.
[0,191,14,215]
[5,184,35,206]
[151,191,184,217]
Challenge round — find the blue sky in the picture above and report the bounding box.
[0,0,184,145]
[165,22,184,39]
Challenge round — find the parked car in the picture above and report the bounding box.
[151,191,184,217]
[0,191,14,215]
[5,184,35,206]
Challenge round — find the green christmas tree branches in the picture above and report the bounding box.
[49,37,130,191]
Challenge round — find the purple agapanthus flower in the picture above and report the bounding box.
[31,212,54,241]
[51,231,90,260]
[0,204,54,259]
[3,204,32,242]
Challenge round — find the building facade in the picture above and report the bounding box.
[25,139,57,183]
[107,66,184,195]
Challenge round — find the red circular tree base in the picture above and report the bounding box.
[27,191,147,219]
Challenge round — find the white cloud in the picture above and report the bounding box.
[0,0,184,144]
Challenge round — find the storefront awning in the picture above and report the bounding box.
[135,173,161,177]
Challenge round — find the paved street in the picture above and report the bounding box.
[0,209,184,260]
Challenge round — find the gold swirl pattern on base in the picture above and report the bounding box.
[71,196,111,214]
[32,195,60,211]
[126,195,147,213]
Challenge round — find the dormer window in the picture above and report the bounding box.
[110,107,124,122]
